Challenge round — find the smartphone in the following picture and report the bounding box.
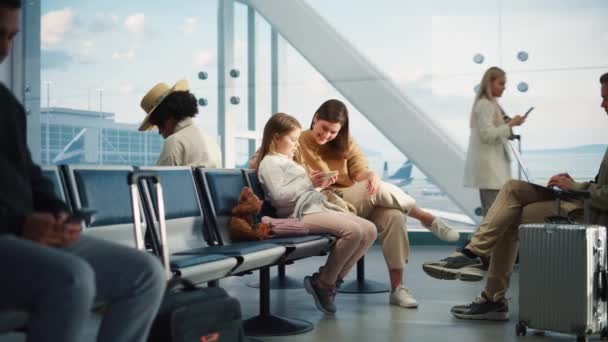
[320,170,338,182]
[71,208,96,222]
[523,107,535,118]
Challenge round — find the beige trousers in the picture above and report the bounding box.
[479,189,500,217]
[468,180,583,301]
[339,181,415,269]
[302,211,377,285]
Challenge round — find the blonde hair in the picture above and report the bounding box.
[476,66,505,102]
[470,67,506,128]
[256,113,302,170]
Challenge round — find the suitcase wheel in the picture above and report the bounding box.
[515,322,527,336]
[601,327,608,340]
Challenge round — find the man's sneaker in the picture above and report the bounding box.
[304,274,337,314]
[389,285,418,308]
[425,218,460,242]
[422,252,484,281]
[451,292,509,321]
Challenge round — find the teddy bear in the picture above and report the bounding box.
[229,186,271,241]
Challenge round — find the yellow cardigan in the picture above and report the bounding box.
[295,130,368,188]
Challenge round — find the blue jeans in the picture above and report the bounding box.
[0,235,165,342]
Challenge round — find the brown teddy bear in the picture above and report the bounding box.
[229,187,271,241]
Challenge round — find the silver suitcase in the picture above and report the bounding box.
[518,224,608,341]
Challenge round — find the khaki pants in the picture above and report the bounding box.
[340,181,415,269]
[302,211,377,285]
[468,180,583,301]
[479,189,500,216]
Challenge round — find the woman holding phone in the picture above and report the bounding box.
[463,67,526,216]
[295,99,459,308]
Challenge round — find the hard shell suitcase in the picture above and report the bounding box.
[128,171,245,342]
[518,223,608,341]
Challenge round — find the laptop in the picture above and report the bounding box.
[507,141,561,193]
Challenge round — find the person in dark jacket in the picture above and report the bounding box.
[0,1,165,341]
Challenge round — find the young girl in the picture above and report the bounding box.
[257,113,377,315]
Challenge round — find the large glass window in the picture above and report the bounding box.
[36,0,608,226]
[40,0,219,166]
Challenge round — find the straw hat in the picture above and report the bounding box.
[138,79,189,131]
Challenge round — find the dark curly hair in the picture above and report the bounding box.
[148,91,198,127]
[601,72,608,85]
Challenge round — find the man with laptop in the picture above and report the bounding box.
[422,72,608,321]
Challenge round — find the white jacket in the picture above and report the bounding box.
[257,154,343,218]
[463,98,512,190]
[156,118,222,167]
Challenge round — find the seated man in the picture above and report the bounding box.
[422,72,608,321]
[0,1,165,341]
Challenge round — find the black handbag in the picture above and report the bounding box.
[148,278,245,342]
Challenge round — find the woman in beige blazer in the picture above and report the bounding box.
[138,79,222,167]
[463,67,526,215]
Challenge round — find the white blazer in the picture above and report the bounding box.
[463,98,512,190]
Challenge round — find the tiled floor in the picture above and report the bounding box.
[223,245,597,342]
[1,245,596,342]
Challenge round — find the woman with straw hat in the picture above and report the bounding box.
[139,79,222,167]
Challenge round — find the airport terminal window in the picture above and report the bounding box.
[40,0,219,166]
[37,1,607,225]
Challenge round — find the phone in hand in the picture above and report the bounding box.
[71,208,96,223]
[319,170,338,182]
[523,107,535,118]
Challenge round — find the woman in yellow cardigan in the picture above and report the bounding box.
[292,99,459,308]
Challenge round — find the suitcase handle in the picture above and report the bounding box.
[128,171,172,280]
[601,269,608,302]
[594,266,608,302]
[128,171,160,185]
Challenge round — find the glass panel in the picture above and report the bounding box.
[233,2,249,132]
[254,14,273,138]
[41,0,219,165]
[235,138,250,168]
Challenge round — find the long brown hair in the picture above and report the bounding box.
[310,99,349,158]
[256,113,302,170]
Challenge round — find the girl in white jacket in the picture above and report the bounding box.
[463,67,526,215]
[257,113,377,315]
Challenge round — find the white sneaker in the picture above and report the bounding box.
[426,218,460,242]
[389,285,418,308]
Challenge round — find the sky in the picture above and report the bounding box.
[40,0,608,171]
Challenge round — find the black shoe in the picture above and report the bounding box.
[422,252,484,281]
[304,273,337,314]
[451,292,509,321]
